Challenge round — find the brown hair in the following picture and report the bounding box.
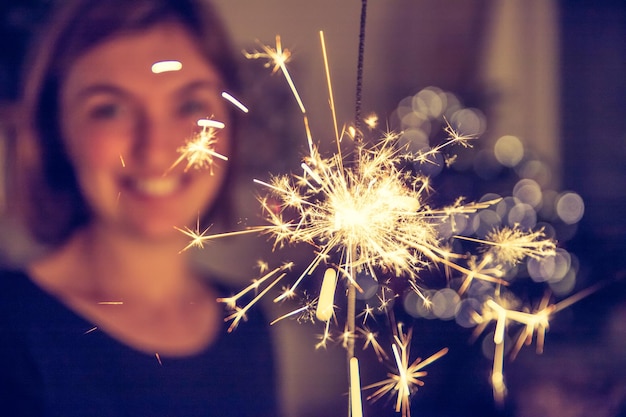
[12,0,240,246]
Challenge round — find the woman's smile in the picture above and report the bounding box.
[122,174,188,198]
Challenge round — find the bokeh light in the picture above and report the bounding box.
[390,86,587,370]
[494,135,524,167]
[556,192,585,224]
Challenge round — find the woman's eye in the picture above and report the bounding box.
[178,100,209,117]
[88,102,124,120]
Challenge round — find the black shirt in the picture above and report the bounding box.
[0,269,279,417]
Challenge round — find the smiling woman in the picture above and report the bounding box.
[16,0,240,246]
[58,22,231,240]
[0,0,279,416]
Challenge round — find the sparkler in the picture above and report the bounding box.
[205,31,554,414]
[182,31,563,414]
[173,6,592,415]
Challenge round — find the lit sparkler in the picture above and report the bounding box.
[176,23,580,416]
[209,33,553,414]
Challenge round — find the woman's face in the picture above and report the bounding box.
[60,22,231,241]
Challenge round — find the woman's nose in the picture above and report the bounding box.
[132,113,183,171]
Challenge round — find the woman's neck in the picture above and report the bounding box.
[32,224,203,306]
[28,224,222,356]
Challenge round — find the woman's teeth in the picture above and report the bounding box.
[132,177,181,196]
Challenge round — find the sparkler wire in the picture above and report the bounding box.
[353,0,368,141]
[348,1,368,414]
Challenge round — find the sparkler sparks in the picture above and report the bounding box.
[358,326,388,362]
[174,215,212,253]
[363,324,448,417]
[221,91,249,113]
[151,60,182,74]
[243,35,305,114]
[216,262,294,332]
[176,29,589,415]
[253,128,503,304]
[471,283,603,404]
[166,91,247,174]
[167,118,228,174]
[456,226,557,266]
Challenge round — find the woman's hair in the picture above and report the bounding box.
[12,0,240,246]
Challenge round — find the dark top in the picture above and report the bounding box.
[0,269,279,417]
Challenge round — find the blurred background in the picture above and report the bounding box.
[1,0,625,416]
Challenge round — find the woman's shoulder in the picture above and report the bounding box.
[0,267,78,329]
[0,268,39,307]
[0,267,31,280]
[0,268,45,347]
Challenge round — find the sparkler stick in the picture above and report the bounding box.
[346,243,358,360]
[353,0,368,141]
[346,7,370,411]
[188,29,562,409]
